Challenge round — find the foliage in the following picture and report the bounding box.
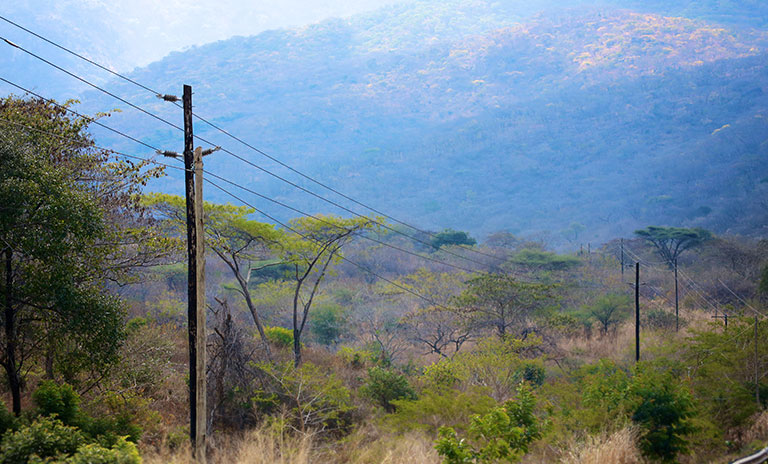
[430,229,477,250]
[431,337,546,402]
[336,346,377,369]
[264,326,294,349]
[279,214,378,366]
[359,367,417,412]
[629,367,695,462]
[635,226,712,267]
[509,249,580,272]
[253,362,355,436]
[32,382,81,427]
[143,193,281,358]
[683,319,768,431]
[0,401,17,438]
[588,293,631,334]
[0,96,164,414]
[309,304,349,345]
[457,275,557,338]
[0,416,84,464]
[644,308,682,331]
[388,388,497,435]
[393,269,472,357]
[434,384,547,464]
[63,437,141,464]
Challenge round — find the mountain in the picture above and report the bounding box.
[67,0,768,246]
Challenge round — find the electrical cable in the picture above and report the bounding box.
[0,30,504,267]
[0,100,479,274]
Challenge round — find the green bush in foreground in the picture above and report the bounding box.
[435,384,546,464]
[0,416,140,464]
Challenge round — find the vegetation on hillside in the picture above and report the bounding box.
[1,95,767,463]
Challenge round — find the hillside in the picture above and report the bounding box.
[80,0,768,246]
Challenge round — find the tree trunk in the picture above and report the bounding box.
[3,248,21,415]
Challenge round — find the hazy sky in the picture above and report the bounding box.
[2,0,403,70]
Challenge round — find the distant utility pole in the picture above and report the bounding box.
[756,315,760,408]
[635,262,640,362]
[674,258,679,332]
[712,313,728,330]
[620,239,625,277]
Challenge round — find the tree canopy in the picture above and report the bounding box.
[634,226,712,267]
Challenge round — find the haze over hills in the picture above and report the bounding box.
[10,0,768,246]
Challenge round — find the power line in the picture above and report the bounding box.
[203,178,456,311]
[0,100,479,274]
[621,245,721,314]
[0,36,191,135]
[0,27,505,267]
[203,171,480,274]
[717,278,767,319]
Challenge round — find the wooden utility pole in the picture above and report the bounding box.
[620,239,625,277]
[756,315,760,408]
[635,262,640,362]
[674,258,679,332]
[712,313,728,330]
[183,84,206,463]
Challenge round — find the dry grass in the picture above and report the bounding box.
[143,425,313,464]
[141,425,441,464]
[560,428,643,464]
[743,410,768,446]
[341,426,440,464]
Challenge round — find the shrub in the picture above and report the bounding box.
[0,400,16,438]
[309,304,348,345]
[644,308,682,331]
[435,384,547,464]
[254,362,355,436]
[336,346,375,369]
[0,416,84,464]
[629,364,695,462]
[387,388,496,435]
[32,381,81,427]
[264,326,293,349]
[360,367,417,412]
[65,437,141,464]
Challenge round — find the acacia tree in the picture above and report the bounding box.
[0,96,164,414]
[589,293,632,335]
[280,215,377,366]
[144,194,283,359]
[456,273,556,338]
[634,226,711,267]
[390,269,474,357]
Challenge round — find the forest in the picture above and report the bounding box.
[0,95,766,464]
[58,0,767,245]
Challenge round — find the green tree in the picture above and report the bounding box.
[280,215,377,366]
[0,97,162,415]
[309,303,348,345]
[456,274,556,338]
[589,293,632,335]
[360,366,417,412]
[392,269,473,357]
[144,194,283,358]
[634,226,712,267]
[431,229,477,250]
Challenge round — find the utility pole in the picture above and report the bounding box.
[674,258,679,332]
[183,85,206,464]
[756,315,760,408]
[620,238,625,277]
[635,262,640,362]
[712,313,728,330]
